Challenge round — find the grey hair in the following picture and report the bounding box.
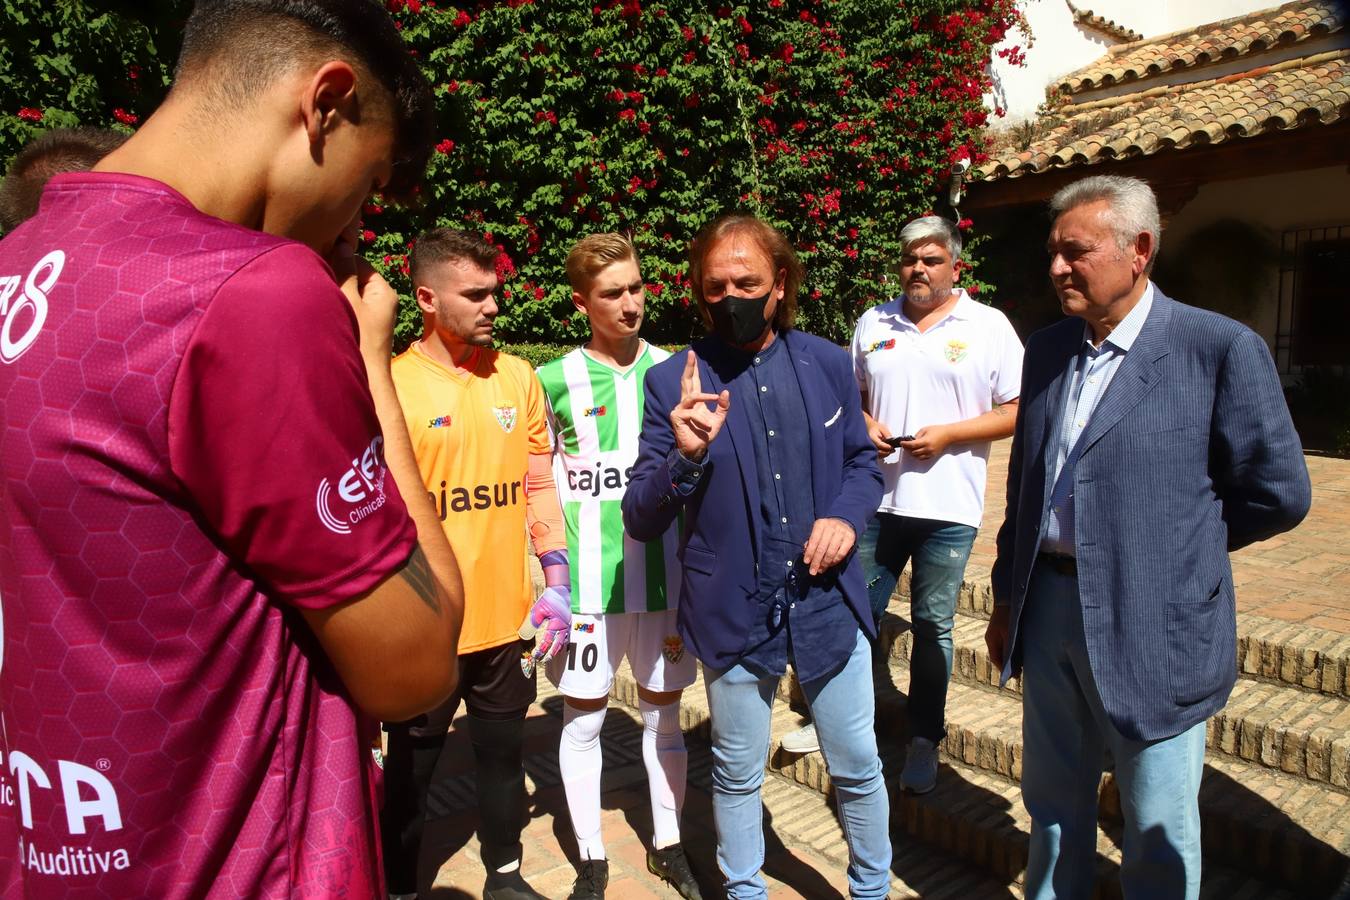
[1050,175,1162,269]
[899,216,962,263]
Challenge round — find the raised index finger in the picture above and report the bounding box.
[680,350,701,399]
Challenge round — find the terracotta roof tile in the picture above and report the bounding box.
[1067,3,1144,43]
[980,50,1350,181]
[1056,0,1343,95]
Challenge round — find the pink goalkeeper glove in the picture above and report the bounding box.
[518,585,572,675]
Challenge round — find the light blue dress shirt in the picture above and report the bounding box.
[1040,284,1155,557]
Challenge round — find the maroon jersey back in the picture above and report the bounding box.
[0,173,416,897]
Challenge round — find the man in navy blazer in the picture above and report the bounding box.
[623,213,888,899]
[986,175,1311,899]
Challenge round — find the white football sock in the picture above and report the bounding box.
[560,702,607,861]
[639,697,687,850]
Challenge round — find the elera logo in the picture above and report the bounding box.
[316,436,388,535]
[0,250,64,364]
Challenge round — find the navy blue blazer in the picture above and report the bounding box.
[991,289,1311,741]
[622,330,883,669]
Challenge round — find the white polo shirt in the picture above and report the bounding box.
[849,290,1023,528]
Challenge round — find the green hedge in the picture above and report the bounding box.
[1,0,1028,347]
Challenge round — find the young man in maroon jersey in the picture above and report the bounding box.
[0,1,464,896]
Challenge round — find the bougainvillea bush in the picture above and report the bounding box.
[1,0,1026,346]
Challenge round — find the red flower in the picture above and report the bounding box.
[681,25,695,41]
[534,286,546,301]
[618,108,636,121]
[17,107,43,122]
[112,108,139,125]
[452,9,471,26]
[683,93,700,108]
[957,218,974,230]
[494,251,516,280]
[647,283,664,295]
[365,203,384,216]
[534,110,558,126]
[407,0,422,12]
[637,121,650,134]
[362,230,376,242]
[436,139,455,154]
[386,0,404,10]
[738,16,752,34]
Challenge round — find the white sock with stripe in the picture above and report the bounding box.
[640,698,687,850]
[560,702,607,861]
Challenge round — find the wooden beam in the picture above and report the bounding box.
[966,122,1350,210]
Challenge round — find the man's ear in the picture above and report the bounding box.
[774,266,787,299]
[415,285,436,315]
[572,290,588,315]
[1132,232,1155,278]
[300,60,360,146]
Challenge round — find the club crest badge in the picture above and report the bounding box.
[520,651,536,677]
[944,339,969,364]
[662,635,685,664]
[493,405,518,433]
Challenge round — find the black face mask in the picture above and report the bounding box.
[708,289,772,346]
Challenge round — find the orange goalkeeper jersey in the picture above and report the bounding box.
[391,343,554,653]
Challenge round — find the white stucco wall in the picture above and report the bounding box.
[987,0,1285,125]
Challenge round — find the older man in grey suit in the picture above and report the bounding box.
[985,175,1311,899]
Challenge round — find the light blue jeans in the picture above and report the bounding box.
[704,630,891,899]
[858,513,978,741]
[1020,560,1206,900]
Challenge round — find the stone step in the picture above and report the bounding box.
[611,663,1341,896]
[871,660,1349,893]
[529,680,1022,898]
[877,609,1350,792]
[891,569,1350,699]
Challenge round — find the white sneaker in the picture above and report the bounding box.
[900,737,939,794]
[780,723,820,754]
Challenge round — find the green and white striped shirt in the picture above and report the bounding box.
[537,343,682,615]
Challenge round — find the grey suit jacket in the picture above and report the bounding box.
[991,288,1311,741]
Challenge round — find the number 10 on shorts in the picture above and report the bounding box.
[566,641,599,672]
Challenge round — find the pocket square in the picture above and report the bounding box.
[824,406,842,427]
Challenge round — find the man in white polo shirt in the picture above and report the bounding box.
[785,216,1022,793]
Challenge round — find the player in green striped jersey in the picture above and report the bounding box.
[537,234,700,900]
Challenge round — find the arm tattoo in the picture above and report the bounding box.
[398,546,441,615]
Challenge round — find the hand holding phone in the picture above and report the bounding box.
[883,434,915,448]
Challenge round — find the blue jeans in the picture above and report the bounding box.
[1020,560,1206,900]
[704,630,891,899]
[859,513,977,741]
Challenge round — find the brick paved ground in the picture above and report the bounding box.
[971,443,1350,633]
[412,690,891,899]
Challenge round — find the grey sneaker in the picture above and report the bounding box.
[899,736,939,794]
[779,723,820,754]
